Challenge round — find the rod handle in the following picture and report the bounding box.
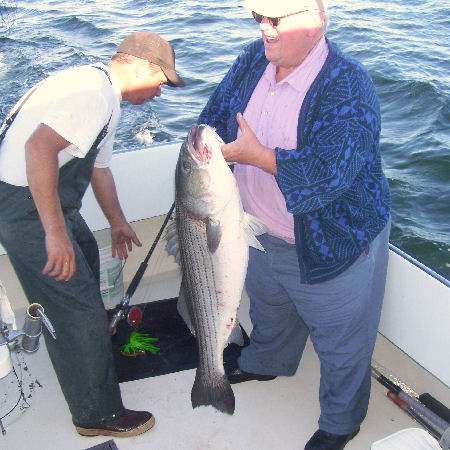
[419,393,450,425]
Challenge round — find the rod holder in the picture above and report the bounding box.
[21,303,44,352]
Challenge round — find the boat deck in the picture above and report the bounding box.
[1,216,448,450]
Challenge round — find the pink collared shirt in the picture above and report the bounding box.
[234,36,329,244]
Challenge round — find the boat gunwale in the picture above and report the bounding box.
[388,242,449,287]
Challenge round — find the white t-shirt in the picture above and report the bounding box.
[0,63,122,186]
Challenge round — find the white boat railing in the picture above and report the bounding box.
[381,243,450,388]
[388,242,449,288]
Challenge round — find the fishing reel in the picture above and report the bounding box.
[108,294,143,336]
[0,303,56,379]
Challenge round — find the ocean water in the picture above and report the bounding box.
[0,0,449,277]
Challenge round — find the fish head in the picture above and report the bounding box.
[176,125,234,219]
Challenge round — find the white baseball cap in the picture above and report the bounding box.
[241,0,328,18]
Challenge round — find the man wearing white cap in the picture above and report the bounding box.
[198,1,391,449]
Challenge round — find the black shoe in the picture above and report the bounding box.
[304,428,360,450]
[227,367,276,384]
[75,409,155,437]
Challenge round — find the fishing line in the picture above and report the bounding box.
[0,350,31,436]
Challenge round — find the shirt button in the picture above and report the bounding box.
[270,91,275,96]
[264,111,268,115]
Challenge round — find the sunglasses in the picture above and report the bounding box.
[252,10,306,27]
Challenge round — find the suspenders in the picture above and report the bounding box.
[0,65,113,145]
[92,64,112,84]
[0,81,44,145]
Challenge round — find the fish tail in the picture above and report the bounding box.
[191,371,235,415]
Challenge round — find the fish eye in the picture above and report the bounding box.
[183,161,191,171]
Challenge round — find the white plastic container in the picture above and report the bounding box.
[99,245,124,310]
[371,428,441,449]
[0,343,12,379]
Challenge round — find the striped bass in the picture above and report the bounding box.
[167,124,266,415]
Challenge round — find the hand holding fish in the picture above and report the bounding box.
[221,112,277,175]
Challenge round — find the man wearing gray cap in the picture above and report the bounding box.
[0,31,185,437]
[198,1,390,449]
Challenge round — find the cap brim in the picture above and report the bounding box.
[240,0,257,10]
[240,0,282,17]
[163,68,186,88]
[240,0,325,17]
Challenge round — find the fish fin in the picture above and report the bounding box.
[206,217,222,253]
[165,221,180,261]
[176,281,196,337]
[226,319,244,347]
[191,371,235,415]
[243,213,267,251]
[244,212,268,236]
[247,235,265,252]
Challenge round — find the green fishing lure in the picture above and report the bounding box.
[120,330,160,356]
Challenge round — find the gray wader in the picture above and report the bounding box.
[0,126,125,427]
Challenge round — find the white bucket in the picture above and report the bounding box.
[99,245,124,310]
[371,428,442,449]
[0,343,12,379]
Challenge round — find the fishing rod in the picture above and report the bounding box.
[108,202,176,335]
[386,391,442,441]
[419,393,450,426]
[371,366,450,432]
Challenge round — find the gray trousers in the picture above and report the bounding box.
[239,221,390,434]
[0,200,124,427]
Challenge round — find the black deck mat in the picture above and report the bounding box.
[108,298,249,383]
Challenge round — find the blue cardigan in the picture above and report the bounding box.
[198,39,390,283]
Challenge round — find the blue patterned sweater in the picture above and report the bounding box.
[198,38,390,283]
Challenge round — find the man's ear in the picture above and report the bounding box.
[135,60,148,79]
[306,10,324,37]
